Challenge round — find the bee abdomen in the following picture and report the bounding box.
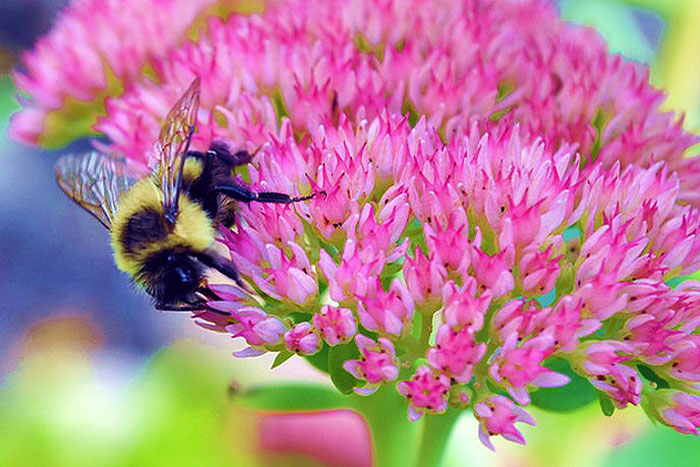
[121,207,169,255]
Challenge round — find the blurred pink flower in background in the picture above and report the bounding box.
[258,411,372,467]
[12,0,700,453]
[10,0,263,146]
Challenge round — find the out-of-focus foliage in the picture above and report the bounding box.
[530,357,598,412]
[560,0,700,131]
[558,0,659,63]
[606,423,700,467]
[121,341,256,467]
[1,76,19,131]
[0,323,255,467]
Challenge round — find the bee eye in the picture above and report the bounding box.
[174,266,193,284]
[162,262,200,299]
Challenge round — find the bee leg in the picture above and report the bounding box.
[153,301,231,316]
[196,250,248,290]
[186,140,254,170]
[208,141,253,168]
[215,182,317,204]
[255,191,317,203]
[153,302,205,312]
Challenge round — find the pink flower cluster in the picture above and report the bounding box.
[10,0,235,146]
[17,0,700,449]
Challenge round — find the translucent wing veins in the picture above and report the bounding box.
[154,77,201,225]
[55,151,136,229]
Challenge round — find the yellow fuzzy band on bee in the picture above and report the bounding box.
[110,163,215,276]
[182,157,203,179]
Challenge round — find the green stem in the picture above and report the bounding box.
[401,337,423,361]
[416,409,461,467]
[350,385,421,467]
[400,311,434,362]
[351,386,462,467]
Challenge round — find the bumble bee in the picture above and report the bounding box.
[55,78,315,311]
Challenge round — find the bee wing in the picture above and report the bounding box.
[55,151,138,229]
[154,77,200,226]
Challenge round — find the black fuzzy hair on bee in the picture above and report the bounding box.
[138,248,205,306]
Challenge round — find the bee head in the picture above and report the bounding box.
[163,255,200,292]
[142,249,205,305]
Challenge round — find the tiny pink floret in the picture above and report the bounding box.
[312,305,357,346]
[397,366,451,421]
[343,335,399,395]
[284,322,322,355]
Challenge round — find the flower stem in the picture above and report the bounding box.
[350,386,461,467]
[416,409,461,467]
[350,385,421,467]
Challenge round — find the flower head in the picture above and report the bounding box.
[427,326,486,384]
[489,333,570,405]
[19,0,700,451]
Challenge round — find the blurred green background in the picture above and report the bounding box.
[0,1,698,466]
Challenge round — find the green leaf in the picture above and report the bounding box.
[599,392,615,417]
[489,107,513,122]
[270,89,289,124]
[496,79,516,101]
[589,109,606,162]
[637,364,671,389]
[303,343,330,374]
[666,274,693,288]
[328,341,361,394]
[233,383,350,413]
[402,100,421,127]
[287,312,312,323]
[380,260,404,290]
[530,356,597,411]
[270,351,294,369]
[318,277,328,297]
